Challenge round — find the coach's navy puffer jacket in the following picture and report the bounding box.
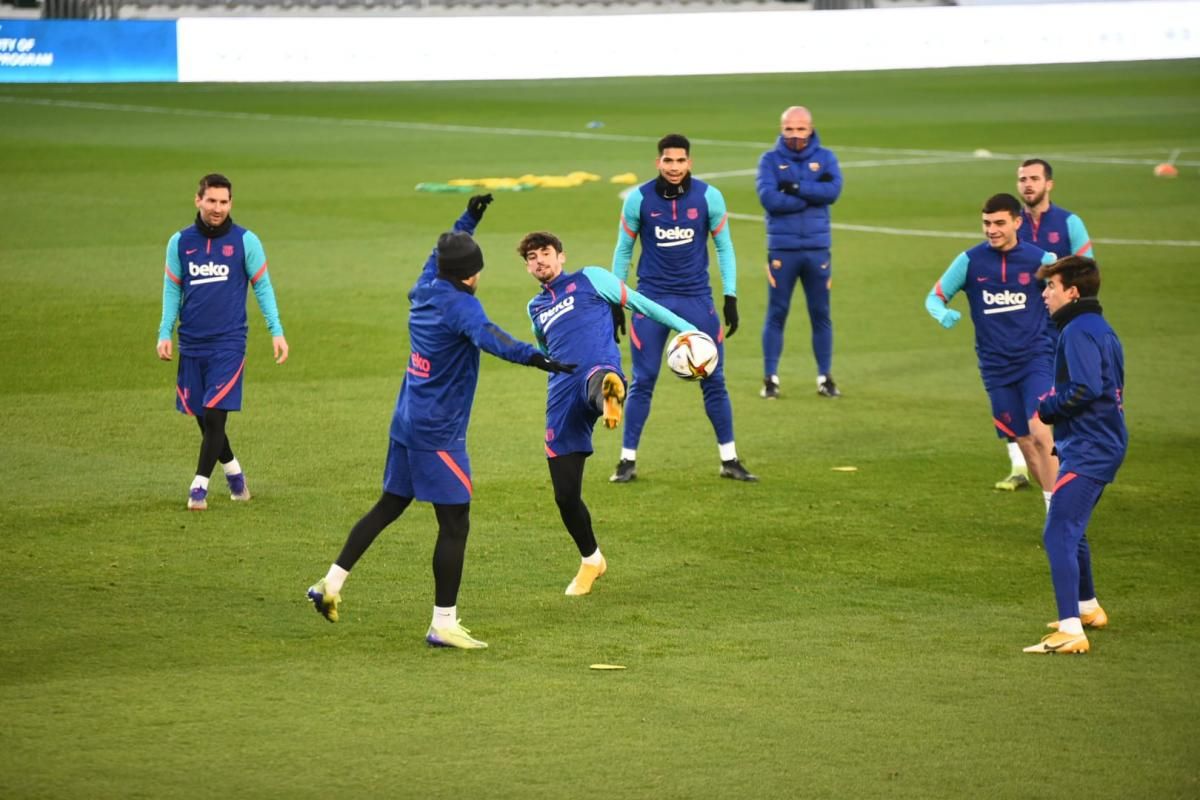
[755,131,843,251]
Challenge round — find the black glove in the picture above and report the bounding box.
[610,303,627,343]
[723,295,739,337]
[779,182,801,196]
[818,173,835,183]
[529,352,577,374]
[467,193,494,222]
[1038,407,1057,426]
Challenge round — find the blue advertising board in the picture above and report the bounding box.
[0,20,177,82]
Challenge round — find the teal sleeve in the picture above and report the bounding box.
[925,252,969,323]
[611,191,641,282]
[158,232,182,341]
[526,299,548,354]
[706,185,737,296]
[1067,214,1094,258]
[583,267,697,333]
[244,230,284,336]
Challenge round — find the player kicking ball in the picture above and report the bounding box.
[520,231,701,595]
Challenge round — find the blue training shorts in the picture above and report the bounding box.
[986,361,1053,439]
[176,350,246,416]
[383,439,473,505]
[545,364,624,458]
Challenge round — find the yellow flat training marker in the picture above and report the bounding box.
[589,664,626,670]
[832,466,858,472]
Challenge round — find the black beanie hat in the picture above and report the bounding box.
[436,231,484,280]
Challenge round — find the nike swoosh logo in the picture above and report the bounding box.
[650,212,662,217]
[976,277,988,282]
[186,249,198,255]
[778,165,789,170]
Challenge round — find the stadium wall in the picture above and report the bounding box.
[2,1,1198,83]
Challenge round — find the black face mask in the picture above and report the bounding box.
[194,211,233,239]
[655,173,692,200]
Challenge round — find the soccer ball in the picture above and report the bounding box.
[666,331,719,381]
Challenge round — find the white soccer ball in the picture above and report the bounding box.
[667,331,719,381]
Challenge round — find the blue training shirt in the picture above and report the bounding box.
[526,266,698,392]
[159,221,283,356]
[611,177,736,299]
[391,210,540,451]
[926,241,1056,386]
[1019,203,1094,260]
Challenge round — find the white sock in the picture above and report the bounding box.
[1006,441,1027,471]
[190,475,209,491]
[620,448,637,462]
[432,605,456,629]
[718,441,737,462]
[1043,490,1052,511]
[221,458,242,476]
[323,564,349,596]
[1079,597,1100,614]
[582,548,603,566]
[1058,617,1084,635]
[767,374,779,386]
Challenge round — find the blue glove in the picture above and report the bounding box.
[939,309,962,329]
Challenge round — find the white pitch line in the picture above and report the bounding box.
[3,95,1199,168]
[723,212,1200,248]
[5,94,1198,247]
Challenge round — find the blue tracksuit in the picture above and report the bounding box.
[159,219,283,355]
[756,132,843,377]
[612,176,738,450]
[926,241,1057,388]
[1037,298,1127,620]
[1019,203,1094,260]
[528,266,697,457]
[926,241,1057,437]
[391,210,539,451]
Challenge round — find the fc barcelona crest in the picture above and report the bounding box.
[808,161,821,172]
[566,282,577,293]
[222,244,235,257]
[1018,272,1031,286]
[687,208,699,220]
[1048,231,1061,244]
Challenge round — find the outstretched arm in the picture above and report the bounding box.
[925,252,968,329]
[416,194,494,286]
[583,266,698,334]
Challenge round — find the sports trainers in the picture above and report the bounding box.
[610,458,637,483]
[1023,630,1089,654]
[187,487,208,511]
[306,579,341,623]
[994,470,1031,491]
[601,372,625,430]
[760,376,780,399]
[426,620,488,649]
[565,556,608,596]
[817,374,841,398]
[720,459,758,482]
[227,472,251,501]
[1048,606,1108,630]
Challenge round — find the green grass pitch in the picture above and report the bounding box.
[1,59,1198,798]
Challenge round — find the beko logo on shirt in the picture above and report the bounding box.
[654,226,695,248]
[538,295,575,330]
[981,289,1027,314]
[188,261,231,285]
